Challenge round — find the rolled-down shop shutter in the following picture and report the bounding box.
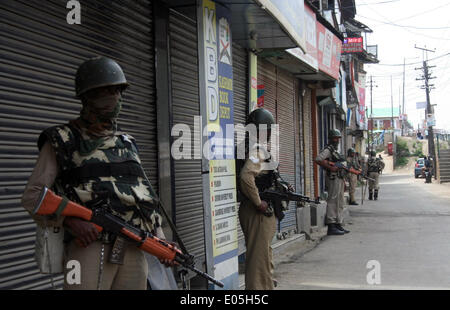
[0,0,156,289]
[232,43,248,255]
[303,89,314,197]
[257,59,297,234]
[275,69,297,233]
[169,10,206,272]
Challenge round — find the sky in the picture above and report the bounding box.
[355,0,450,132]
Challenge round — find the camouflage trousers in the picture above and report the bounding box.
[368,172,380,190]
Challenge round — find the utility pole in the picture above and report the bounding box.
[367,76,377,154]
[402,58,405,136]
[415,45,436,178]
[391,75,394,131]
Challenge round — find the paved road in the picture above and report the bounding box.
[274,172,450,290]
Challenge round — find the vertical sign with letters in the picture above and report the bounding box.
[201,0,238,290]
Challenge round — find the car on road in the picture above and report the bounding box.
[415,158,425,178]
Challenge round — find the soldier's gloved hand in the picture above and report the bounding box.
[256,200,269,213]
[288,184,295,192]
[64,217,99,247]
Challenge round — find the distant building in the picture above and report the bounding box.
[368,107,400,130]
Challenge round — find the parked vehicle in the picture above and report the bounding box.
[415,158,425,178]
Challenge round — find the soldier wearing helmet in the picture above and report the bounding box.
[22,57,176,290]
[366,151,385,200]
[238,108,293,290]
[346,148,361,206]
[315,129,349,235]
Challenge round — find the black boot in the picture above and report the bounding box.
[327,224,345,236]
[374,190,378,201]
[335,223,350,233]
[369,190,373,200]
[349,201,359,206]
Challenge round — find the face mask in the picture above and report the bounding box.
[85,94,122,122]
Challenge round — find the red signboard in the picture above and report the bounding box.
[342,37,363,54]
[316,21,342,80]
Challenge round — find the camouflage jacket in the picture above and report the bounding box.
[367,158,384,173]
[38,124,161,233]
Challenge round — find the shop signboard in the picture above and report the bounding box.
[201,0,238,289]
[286,3,318,71]
[316,21,342,80]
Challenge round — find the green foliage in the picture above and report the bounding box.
[396,156,409,167]
[395,137,411,168]
[413,148,424,158]
[396,138,410,157]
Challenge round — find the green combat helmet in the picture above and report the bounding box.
[75,56,129,98]
[247,108,275,126]
[347,148,355,156]
[328,129,342,140]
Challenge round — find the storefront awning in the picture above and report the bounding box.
[221,0,307,51]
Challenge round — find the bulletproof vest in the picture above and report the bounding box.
[368,158,379,172]
[38,124,161,232]
[326,144,345,163]
[255,170,275,192]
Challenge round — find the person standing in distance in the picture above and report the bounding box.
[315,129,349,235]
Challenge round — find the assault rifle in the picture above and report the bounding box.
[259,186,320,221]
[260,189,320,205]
[33,187,224,288]
[327,161,375,182]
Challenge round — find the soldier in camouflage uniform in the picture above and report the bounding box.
[367,151,385,200]
[22,57,173,290]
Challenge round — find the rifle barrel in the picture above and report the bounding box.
[183,263,224,288]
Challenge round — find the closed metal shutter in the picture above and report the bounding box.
[257,60,277,117]
[232,43,248,255]
[169,10,205,270]
[0,0,156,289]
[258,60,297,233]
[294,80,304,195]
[303,89,314,197]
[276,69,297,233]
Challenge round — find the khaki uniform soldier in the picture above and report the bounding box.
[22,57,175,290]
[346,148,361,205]
[367,151,385,200]
[315,129,349,236]
[238,108,292,290]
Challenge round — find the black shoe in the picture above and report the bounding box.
[374,191,378,200]
[369,192,373,200]
[327,224,345,236]
[349,201,359,206]
[335,224,350,233]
